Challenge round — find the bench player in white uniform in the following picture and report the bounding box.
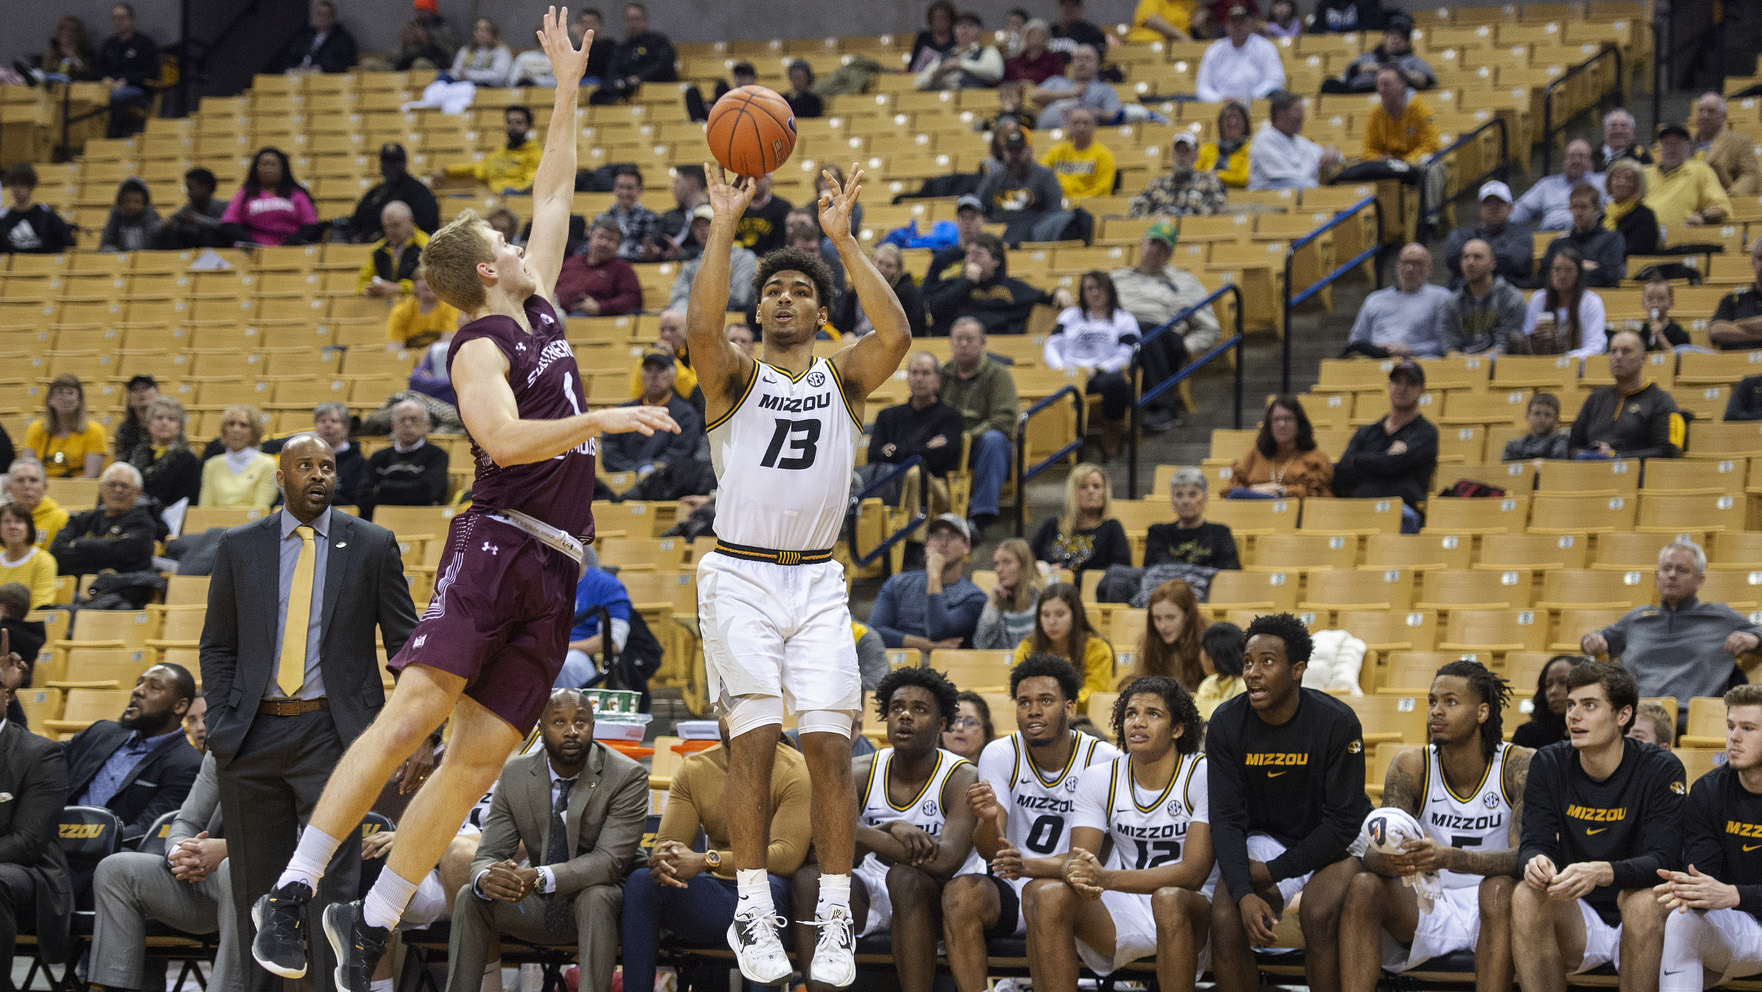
[1340,660,1532,992]
[684,161,912,988]
[792,667,979,992]
[1025,676,1217,992]
[944,656,1121,992]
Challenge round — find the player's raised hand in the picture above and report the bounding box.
[818,164,864,244]
[966,780,1000,821]
[536,6,592,80]
[705,162,756,220]
[593,405,680,437]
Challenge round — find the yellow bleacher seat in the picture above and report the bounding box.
[1677,350,1762,386]
[1417,569,1533,611]
[1591,531,1682,570]
[1528,494,1636,534]
[182,506,266,533]
[1438,608,1546,655]
[1685,696,1729,743]
[1361,533,1474,572]
[1336,609,1440,653]
[1300,568,1413,612]
[1422,495,1530,536]
[1679,747,1727,784]
[595,537,690,572]
[1367,740,1407,796]
[1207,570,1300,613]
[1534,459,1640,496]
[41,687,134,737]
[1503,651,1562,695]
[1340,693,1427,744]
[1299,497,1403,536]
[1205,498,1298,536]
[1475,532,1590,571]
[1535,569,1652,611]
[53,610,154,653]
[1636,492,1745,534]
[16,687,65,727]
[1380,651,1485,694]
[1713,532,1762,567]
[1643,458,1750,495]
[49,648,151,690]
[928,649,1015,694]
[1554,607,1629,652]
[1704,570,1762,611]
[1244,533,1359,572]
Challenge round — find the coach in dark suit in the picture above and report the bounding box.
[64,663,202,849]
[0,650,73,974]
[200,435,418,992]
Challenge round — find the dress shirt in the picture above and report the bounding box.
[1510,172,1607,231]
[1248,122,1325,191]
[79,726,187,808]
[270,507,331,701]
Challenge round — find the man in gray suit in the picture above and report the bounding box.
[89,750,244,992]
[199,436,419,992]
[0,645,72,977]
[447,689,648,992]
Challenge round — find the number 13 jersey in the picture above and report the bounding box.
[708,356,860,552]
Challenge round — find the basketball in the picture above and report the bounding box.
[705,85,798,178]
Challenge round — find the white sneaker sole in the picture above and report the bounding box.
[322,903,357,992]
[725,920,792,986]
[811,953,856,990]
[250,897,309,979]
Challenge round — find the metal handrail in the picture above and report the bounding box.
[1126,283,1246,498]
[1539,43,1623,177]
[1418,117,1510,224]
[1651,0,1716,146]
[848,454,930,568]
[1012,385,1085,537]
[1280,195,1385,392]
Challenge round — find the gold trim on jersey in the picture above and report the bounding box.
[1496,742,1514,806]
[1015,731,1085,790]
[823,358,865,429]
[1432,741,1498,805]
[705,360,760,432]
[762,359,813,383]
[885,750,946,812]
[712,541,834,565]
[861,752,881,811]
[1182,753,1206,814]
[1118,755,1180,814]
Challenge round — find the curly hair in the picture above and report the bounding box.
[1112,676,1203,755]
[1244,612,1314,665]
[875,665,961,728]
[1010,653,1083,704]
[1434,659,1511,762]
[752,246,838,314]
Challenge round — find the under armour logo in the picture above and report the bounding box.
[482,542,499,555]
[412,635,427,649]
[516,342,528,352]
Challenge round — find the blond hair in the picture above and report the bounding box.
[1058,462,1112,537]
[220,404,265,446]
[421,209,496,311]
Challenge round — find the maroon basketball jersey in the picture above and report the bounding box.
[446,295,598,539]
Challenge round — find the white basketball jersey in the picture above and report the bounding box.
[707,356,859,551]
[975,731,1122,861]
[1074,753,1210,875]
[860,747,970,836]
[1419,741,1515,889]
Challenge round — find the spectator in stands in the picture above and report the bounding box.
[1693,91,1760,196]
[1344,242,1451,358]
[658,165,709,256]
[578,8,615,82]
[1034,44,1121,128]
[448,689,646,992]
[975,127,1071,243]
[1196,6,1286,104]
[1521,247,1608,358]
[909,0,959,71]
[556,220,644,317]
[784,60,822,118]
[1227,395,1333,498]
[595,167,663,261]
[1111,220,1220,431]
[1593,108,1652,171]
[1011,581,1113,706]
[835,243,925,337]
[220,148,320,247]
[1511,139,1604,232]
[1127,0,1197,41]
[621,718,811,992]
[276,0,357,74]
[555,567,633,689]
[725,322,756,356]
[1132,579,1205,690]
[1248,90,1342,191]
[154,166,227,250]
[924,194,988,286]
[1583,539,1762,715]
[7,460,65,551]
[388,270,462,352]
[1131,131,1227,216]
[1567,329,1680,459]
[33,15,97,83]
[98,178,160,253]
[1031,462,1130,576]
[1051,0,1109,62]
[96,2,158,137]
[358,202,427,299]
[1602,158,1661,259]
[598,350,706,492]
[183,696,208,752]
[938,318,1017,530]
[1145,467,1241,569]
[392,15,450,72]
[438,105,541,195]
[589,2,678,104]
[361,401,449,517]
[1510,655,1583,748]
[1041,107,1117,203]
[735,173,792,255]
[130,395,202,510]
[1501,392,1570,460]
[1362,67,1439,165]
[0,163,74,254]
[1005,20,1063,82]
[869,514,987,649]
[1538,182,1627,289]
[1645,123,1731,231]
[1626,701,1674,748]
[1260,0,1301,36]
[50,464,162,580]
[916,12,1003,90]
[1636,277,1688,351]
[1442,180,1535,286]
[1193,620,1245,717]
[0,661,70,978]
[113,374,157,462]
[1710,238,1762,350]
[311,401,368,507]
[450,16,513,85]
[941,691,994,761]
[1199,101,1253,189]
[0,505,55,610]
[976,537,1043,650]
[984,78,1039,132]
[408,329,458,407]
[669,206,756,315]
[1045,271,1139,457]
[627,309,698,404]
[65,662,201,847]
[348,144,438,244]
[1332,360,1438,531]
[863,352,967,516]
[1438,238,1527,356]
[925,232,1073,335]
[199,405,278,509]
[25,375,107,479]
[1311,0,1382,31]
[1326,13,1434,93]
[785,210,845,295]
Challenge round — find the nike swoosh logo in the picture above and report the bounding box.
[1587,828,1607,835]
[1268,771,1287,778]
[1745,844,1762,852]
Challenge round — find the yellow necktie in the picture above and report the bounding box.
[278,525,316,698]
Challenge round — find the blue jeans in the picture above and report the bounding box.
[620,868,793,992]
[1400,504,1421,534]
[969,429,1012,518]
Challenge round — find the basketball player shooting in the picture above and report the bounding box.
[247,10,678,992]
[686,161,912,987]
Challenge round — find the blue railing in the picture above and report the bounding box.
[1419,117,1510,226]
[1281,195,1385,392]
[1126,283,1245,498]
[1012,385,1085,537]
[847,454,930,567]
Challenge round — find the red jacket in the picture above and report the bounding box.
[554,254,643,316]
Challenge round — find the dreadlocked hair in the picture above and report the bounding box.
[1111,676,1204,755]
[874,665,962,729]
[1434,659,1511,762]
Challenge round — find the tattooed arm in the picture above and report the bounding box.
[1362,747,1425,878]
[1443,744,1531,878]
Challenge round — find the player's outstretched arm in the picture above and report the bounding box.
[687,163,758,416]
[827,164,912,402]
[524,6,593,295]
[453,337,677,466]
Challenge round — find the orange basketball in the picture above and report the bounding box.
[706,85,798,178]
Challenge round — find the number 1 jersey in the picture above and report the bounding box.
[707,356,859,551]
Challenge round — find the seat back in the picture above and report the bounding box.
[59,805,124,872]
[138,809,179,858]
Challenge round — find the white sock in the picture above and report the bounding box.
[816,873,851,917]
[400,872,447,929]
[277,825,344,893]
[361,868,420,931]
[370,980,394,992]
[735,868,773,916]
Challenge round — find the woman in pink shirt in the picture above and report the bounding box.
[220,147,319,246]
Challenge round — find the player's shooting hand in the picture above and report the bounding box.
[593,405,680,438]
[1238,893,1280,946]
[991,842,1024,880]
[536,6,593,80]
[967,781,1000,822]
[818,164,864,245]
[704,162,757,220]
[361,829,396,860]
[1523,854,1556,890]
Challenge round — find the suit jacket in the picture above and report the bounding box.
[198,511,418,765]
[1705,127,1761,197]
[63,720,202,845]
[471,742,648,898]
[0,720,73,960]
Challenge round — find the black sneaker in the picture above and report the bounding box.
[323,900,389,992]
[250,881,313,978]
